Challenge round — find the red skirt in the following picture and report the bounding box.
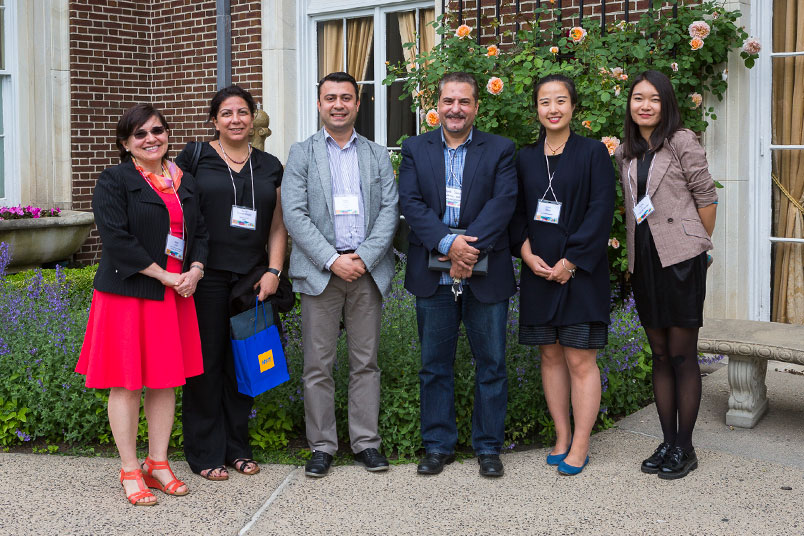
[75,255,204,390]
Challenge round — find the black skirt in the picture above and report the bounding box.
[519,322,608,350]
[631,222,707,329]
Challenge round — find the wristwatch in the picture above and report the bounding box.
[266,267,281,278]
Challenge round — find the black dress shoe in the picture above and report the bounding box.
[641,442,672,474]
[417,452,456,475]
[354,448,389,472]
[305,451,334,478]
[658,446,698,480]
[478,454,504,477]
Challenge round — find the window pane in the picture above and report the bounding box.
[388,81,415,147]
[0,3,5,71]
[387,11,415,68]
[355,84,374,141]
[0,83,4,199]
[773,0,804,53]
[770,148,804,322]
[318,20,344,79]
[346,17,373,82]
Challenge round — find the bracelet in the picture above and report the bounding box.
[190,264,205,278]
[561,259,576,278]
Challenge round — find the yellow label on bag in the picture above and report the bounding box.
[259,350,275,372]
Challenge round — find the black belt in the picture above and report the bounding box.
[337,249,356,254]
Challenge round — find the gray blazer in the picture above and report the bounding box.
[615,128,718,273]
[282,129,399,297]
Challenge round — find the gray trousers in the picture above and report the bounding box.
[300,274,383,455]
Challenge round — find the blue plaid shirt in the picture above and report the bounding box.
[437,128,472,285]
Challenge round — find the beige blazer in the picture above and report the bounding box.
[615,128,718,273]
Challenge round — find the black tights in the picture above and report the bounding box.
[645,326,702,452]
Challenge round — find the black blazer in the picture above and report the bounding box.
[398,127,517,303]
[92,160,209,300]
[510,132,615,326]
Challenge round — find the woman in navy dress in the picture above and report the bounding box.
[510,75,615,476]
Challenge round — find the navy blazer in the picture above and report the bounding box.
[510,132,615,326]
[92,160,209,300]
[398,127,517,303]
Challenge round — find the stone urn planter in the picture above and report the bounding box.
[0,210,94,272]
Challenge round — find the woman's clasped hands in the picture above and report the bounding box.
[521,239,575,285]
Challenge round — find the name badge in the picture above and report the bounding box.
[334,195,360,215]
[231,205,257,230]
[633,196,655,225]
[446,187,462,209]
[535,199,562,224]
[165,234,185,261]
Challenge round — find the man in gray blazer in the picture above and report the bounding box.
[282,72,399,477]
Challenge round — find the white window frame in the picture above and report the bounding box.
[749,0,804,320]
[0,0,18,206]
[297,0,435,148]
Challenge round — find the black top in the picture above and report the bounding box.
[176,142,283,274]
[509,132,616,326]
[92,160,209,300]
[636,150,655,200]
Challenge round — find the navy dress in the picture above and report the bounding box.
[510,132,616,348]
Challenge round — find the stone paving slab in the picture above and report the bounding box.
[0,455,293,536]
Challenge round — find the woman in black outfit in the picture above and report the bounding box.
[176,85,287,480]
[615,70,717,480]
[510,75,615,476]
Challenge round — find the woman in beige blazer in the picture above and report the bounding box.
[614,70,717,481]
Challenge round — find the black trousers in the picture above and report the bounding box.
[183,268,253,473]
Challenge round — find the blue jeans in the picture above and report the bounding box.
[416,285,509,455]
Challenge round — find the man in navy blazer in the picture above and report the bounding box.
[398,72,517,477]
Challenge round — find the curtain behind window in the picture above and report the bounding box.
[771,0,804,323]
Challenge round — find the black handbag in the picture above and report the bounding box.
[229,265,296,318]
[427,228,488,276]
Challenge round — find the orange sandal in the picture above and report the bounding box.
[120,468,157,506]
[141,457,189,496]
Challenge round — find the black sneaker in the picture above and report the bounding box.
[641,442,672,474]
[658,446,698,480]
[305,451,333,478]
[354,448,389,472]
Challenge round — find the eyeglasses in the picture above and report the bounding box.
[132,126,167,139]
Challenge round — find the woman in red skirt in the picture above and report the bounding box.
[76,104,208,505]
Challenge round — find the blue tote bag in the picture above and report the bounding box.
[230,299,289,397]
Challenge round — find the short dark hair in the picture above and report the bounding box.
[623,70,682,159]
[317,72,360,101]
[208,85,257,139]
[437,72,479,102]
[532,74,578,143]
[115,104,170,162]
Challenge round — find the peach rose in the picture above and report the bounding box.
[742,38,761,55]
[690,92,703,109]
[569,26,587,43]
[670,62,679,72]
[425,109,440,127]
[688,21,711,39]
[550,46,559,55]
[486,44,499,57]
[690,37,704,51]
[456,24,471,39]
[608,237,620,249]
[614,85,621,97]
[582,120,592,130]
[601,136,620,156]
[486,77,504,95]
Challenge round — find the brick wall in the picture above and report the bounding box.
[70,0,262,264]
[445,0,693,46]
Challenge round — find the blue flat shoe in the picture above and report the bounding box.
[546,448,570,466]
[557,456,589,476]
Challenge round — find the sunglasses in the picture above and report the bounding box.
[132,126,167,139]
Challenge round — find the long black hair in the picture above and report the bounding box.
[532,74,578,143]
[623,70,682,159]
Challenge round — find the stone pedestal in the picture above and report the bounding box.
[725,354,769,428]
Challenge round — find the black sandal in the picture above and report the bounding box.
[228,458,260,475]
[198,465,229,481]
